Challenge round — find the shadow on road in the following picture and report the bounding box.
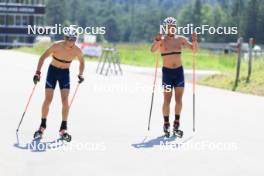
[131,135,178,148]
[14,132,64,152]
[131,135,194,149]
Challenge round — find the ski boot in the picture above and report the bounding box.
[33,127,45,139]
[59,129,72,142]
[173,121,183,138]
[163,122,170,138]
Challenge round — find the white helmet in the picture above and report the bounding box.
[64,27,78,41]
[163,17,177,26]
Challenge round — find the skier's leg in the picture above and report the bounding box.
[162,89,172,137]
[162,67,174,136]
[58,68,70,132]
[41,64,57,125]
[59,89,71,142]
[174,87,184,120]
[34,89,54,138]
[162,67,174,123]
[41,89,54,122]
[60,89,70,124]
[34,65,57,139]
[163,88,172,122]
[173,87,184,137]
[173,66,185,127]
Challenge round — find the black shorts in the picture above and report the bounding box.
[45,64,70,89]
[162,66,185,89]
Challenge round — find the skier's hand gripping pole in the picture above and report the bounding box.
[192,32,198,132]
[16,84,37,132]
[147,56,159,131]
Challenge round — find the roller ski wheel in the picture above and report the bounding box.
[59,130,72,142]
[163,122,170,138]
[33,127,45,139]
[173,121,183,138]
[173,130,183,138]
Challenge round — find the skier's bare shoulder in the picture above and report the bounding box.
[51,41,81,61]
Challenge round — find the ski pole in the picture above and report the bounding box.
[147,56,159,131]
[192,33,197,132]
[69,83,80,108]
[16,84,37,132]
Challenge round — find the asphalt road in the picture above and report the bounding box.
[0,50,263,176]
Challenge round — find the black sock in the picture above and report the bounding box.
[60,121,67,131]
[40,118,46,128]
[175,114,180,122]
[163,116,169,123]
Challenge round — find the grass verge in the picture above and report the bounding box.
[16,42,264,96]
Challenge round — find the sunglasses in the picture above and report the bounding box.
[65,36,77,42]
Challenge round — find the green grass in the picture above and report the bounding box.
[16,42,264,96]
[199,59,264,96]
[17,42,237,71]
[17,42,52,55]
[117,43,237,71]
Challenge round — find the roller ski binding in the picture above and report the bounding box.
[33,127,45,139]
[59,130,72,142]
[163,122,170,138]
[173,121,183,138]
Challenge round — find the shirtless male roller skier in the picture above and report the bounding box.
[151,17,197,137]
[33,27,85,141]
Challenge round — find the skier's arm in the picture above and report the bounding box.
[77,50,85,76]
[33,45,54,84]
[151,41,162,53]
[151,34,162,53]
[36,45,54,72]
[77,49,85,83]
[180,34,198,52]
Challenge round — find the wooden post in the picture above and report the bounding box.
[246,38,253,83]
[234,37,243,90]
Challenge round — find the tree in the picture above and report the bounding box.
[192,0,202,26]
[42,0,264,43]
[178,4,193,26]
[257,1,264,42]
[46,0,67,40]
[104,16,120,42]
[46,0,67,25]
[230,0,245,36]
[244,0,258,40]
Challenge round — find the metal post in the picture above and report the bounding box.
[114,49,123,75]
[100,49,108,75]
[234,37,243,90]
[96,50,105,73]
[246,38,253,83]
[105,49,113,76]
[97,48,123,76]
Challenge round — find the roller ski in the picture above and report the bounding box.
[59,130,72,142]
[33,127,45,139]
[163,122,170,138]
[173,121,183,138]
